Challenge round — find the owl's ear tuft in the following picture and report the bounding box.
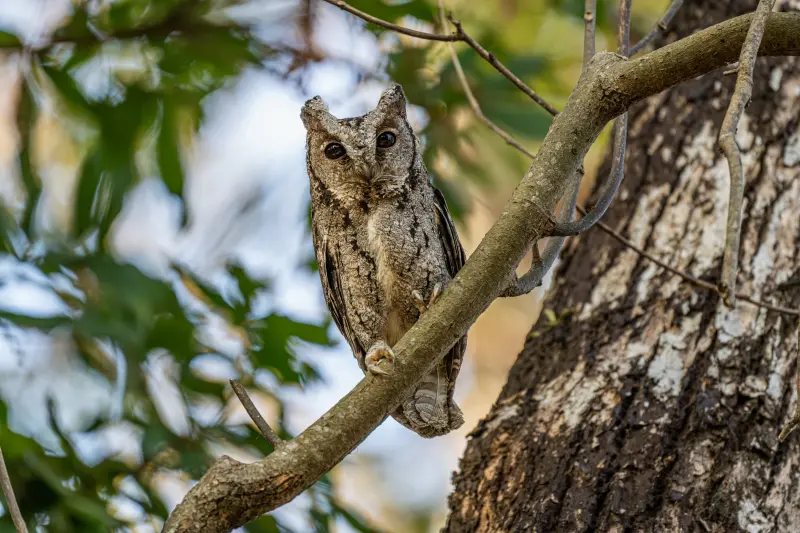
[376,84,407,118]
[301,96,331,130]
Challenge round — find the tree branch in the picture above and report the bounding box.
[718,0,775,308]
[446,15,559,116]
[0,446,28,533]
[229,380,283,449]
[320,0,459,41]
[162,12,800,533]
[583,0,597,69]
[549,0,630,238]
[496,0,600,297]
[630,0,684,55]
[442,23,535,159]
[324,1,561,116]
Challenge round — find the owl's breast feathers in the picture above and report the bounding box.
[312,175,467,437]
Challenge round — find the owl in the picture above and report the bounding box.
[301,84,467,438]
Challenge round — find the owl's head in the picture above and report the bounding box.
[301,84,419,204]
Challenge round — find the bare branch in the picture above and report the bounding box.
[324,0,560,117]
[583,0,597,69]
[163,14,800,532]
[321,0,459,41]
[442,5,798,315]
[0,447,28,533]
[630,0,684,55]
[778,323,800,442]
[501,173,581,297]
[549,114,627,237]
[447,15,560,117]
[501,0,596,294]
[550,0,631,238]
[718,0,775,308]
[437,0,568,298]
[229,380,283,449]
[618,0,632,57]
[443,22,534,158]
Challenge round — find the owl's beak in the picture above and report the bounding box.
[357,161,374,180]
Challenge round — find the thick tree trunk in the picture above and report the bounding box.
[446,1,800,531]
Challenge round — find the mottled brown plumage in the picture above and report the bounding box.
[301,84,466,438]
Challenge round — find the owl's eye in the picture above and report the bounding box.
[324,143,346,160]
[376,131,396,149]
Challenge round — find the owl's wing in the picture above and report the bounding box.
[432,186,466,276]
[318,233,367,368]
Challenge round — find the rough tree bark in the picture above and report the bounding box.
[447,0,800,532]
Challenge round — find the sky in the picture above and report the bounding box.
[0,1,474,530]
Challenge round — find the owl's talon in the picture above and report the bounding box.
[412,283,443,315]
[412,290,427,314]
[429,283,442,307]
[365,342,395,376]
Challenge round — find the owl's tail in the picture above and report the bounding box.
[399,359,464,437]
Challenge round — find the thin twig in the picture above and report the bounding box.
[630,0,684,55]
[445,32,535,158]
[447,15,560,117]
[583,206,800,316]
[718,0,775,308]
[321,0,459,41]
[229,380,283,449]
[778,323,800,442]
[0,447,28,533]
[617,0,632,62]
[324,0,560,117]
[583,0,597,69]
[550,0,631,238]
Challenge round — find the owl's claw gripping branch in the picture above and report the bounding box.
[365,342,395,376]
[412,283,442,315]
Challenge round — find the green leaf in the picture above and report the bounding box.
[142,424,173,460]
[72,89,157,243]
[157,26,260,95]
[0,310,72,330]
[41,65,95,115]
[244,515,282,533]
[0,30,21,47]
[16,80,41,235]
[347,0,437,25]
[52,6,91,42]
[72,145,136,245]
[0,203,22,256]
[251,315,329,384]
[157,99,186,197]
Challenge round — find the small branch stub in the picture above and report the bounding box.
[229,379,283,449]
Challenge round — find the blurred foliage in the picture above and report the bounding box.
[0,0,668,531]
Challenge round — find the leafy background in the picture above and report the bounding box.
[0,0,668,531]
